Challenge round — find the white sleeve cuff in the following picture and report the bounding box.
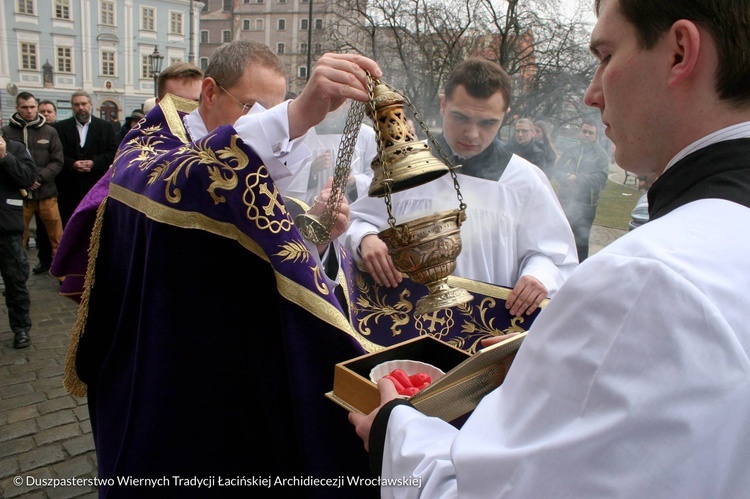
[233,101,311,186]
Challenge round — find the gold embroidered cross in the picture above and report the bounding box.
[258,183,286,217]
[422,311,447,332]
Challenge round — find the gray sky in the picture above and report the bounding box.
[562,0,596,20]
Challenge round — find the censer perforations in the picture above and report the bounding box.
[297,71,473,316]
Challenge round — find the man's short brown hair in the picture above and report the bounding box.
[157,61,204,100]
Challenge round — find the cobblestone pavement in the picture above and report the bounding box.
[0,219,629,497]
[590,224,628,256]
[0,250,96,499]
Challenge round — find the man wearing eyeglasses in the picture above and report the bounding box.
[552,118,611,261]
[507,117,548,172]
[55,40,383,497]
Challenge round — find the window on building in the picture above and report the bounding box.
[300,18,308,30]
[256,0,265,3]
[170,12,183,35]
[57,46,72,73]
[101,51,115,76]
[100,1,114,25]
[243,19,250,30]
[300,0,309,3]
[277,19,286,30]
[315,18,323,29]
[141,54,150,78]
[200,57,208,71]
[55,0,70,19]
[298,66,307,79]
[200,30,209,43]
[141,7,155,30]
[314,42,322,53]
[277,43,285,54]
[222,30,231,43]
[300,42,307,54]
[279,0,287,3]
[18,0,35,15]
[20,42,38,70]
[255,19,263,30]
[223,0,231,11]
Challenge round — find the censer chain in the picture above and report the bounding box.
[382,81,466,214]
[314,99,367,241]
[366,72,398,228]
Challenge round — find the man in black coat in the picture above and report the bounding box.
[0,133,37,348]
[507,117,548,171]
[553,118,611,261]
[53,91,118,226]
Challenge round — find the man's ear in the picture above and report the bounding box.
[202,77,221,105]
[668,20,701,88]
[439,94,446,115]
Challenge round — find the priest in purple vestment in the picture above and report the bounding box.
[59,40,383,498]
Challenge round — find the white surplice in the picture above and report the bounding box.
[380,197,750,498]
[344,154,578,296]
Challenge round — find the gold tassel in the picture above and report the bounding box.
[63,198,108,397]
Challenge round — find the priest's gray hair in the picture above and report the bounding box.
[205,40,285,91]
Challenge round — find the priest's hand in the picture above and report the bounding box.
[506,275,547,316]
[360,234,402,287]
[288,53,382,140]
[349,377,401,452]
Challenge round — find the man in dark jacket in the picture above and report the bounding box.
[507,117,548,171]
[53,91,118,226]
[2,92,64,275]
[0,133,37,348]
[553,118,611,261]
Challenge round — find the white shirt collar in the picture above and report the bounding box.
[184,109,209,141]
[184,103,268,141]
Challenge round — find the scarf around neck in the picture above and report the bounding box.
[9,112,46,130]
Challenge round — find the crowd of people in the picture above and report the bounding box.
[5,0,748,494]
[504,116,611,263]
[3,49,614,352]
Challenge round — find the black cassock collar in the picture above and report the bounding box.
[648,138,750,221]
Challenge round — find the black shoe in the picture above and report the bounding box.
[32,263,50,275]
[13,330,30,349]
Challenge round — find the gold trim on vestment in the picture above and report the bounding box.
[110,182,269,260]
[112,185,380,346]
[276,274,381,353]
[63,198,108,397]
[159,94,199,144]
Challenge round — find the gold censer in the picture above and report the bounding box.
[296,74,473,316]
